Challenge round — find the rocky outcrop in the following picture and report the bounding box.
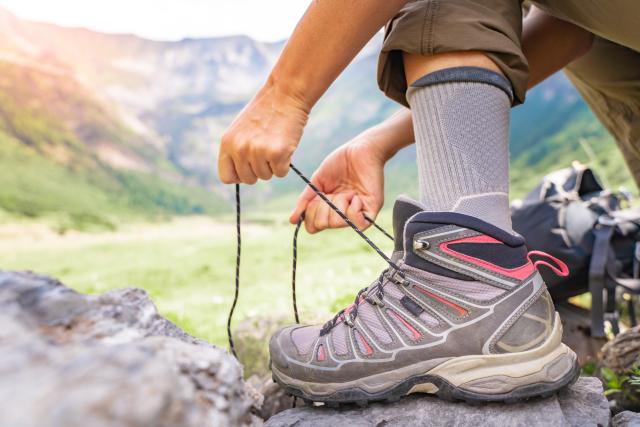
[0,271,259,427]
[247,374,298,420]
[602,326,640,374]
[266,377,610,427]
[1,271,617,427]
[601,326,640,413]
[612,411,640,427]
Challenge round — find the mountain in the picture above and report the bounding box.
[0,6,283,183]
[0,8,232,229]
[0,6,634,227]
[508,73,632,197]
[0,58,228,230]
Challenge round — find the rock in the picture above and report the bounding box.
[265,377,610,427]
[0,271,260,427]
[612,411,640,427]
[556,377,611,426]
[601,326,640,374]
[247,374,298,420]
[600,326,640,412]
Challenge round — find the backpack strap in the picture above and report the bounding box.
[589,216,616,337]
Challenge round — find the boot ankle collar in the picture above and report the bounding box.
[405,212,524,247]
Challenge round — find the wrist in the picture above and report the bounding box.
[357,128,403,163]
[262,72,313,115]
[350,133,393,165]
[356,109,415,162]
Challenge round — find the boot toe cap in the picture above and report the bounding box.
[269,325,300,370]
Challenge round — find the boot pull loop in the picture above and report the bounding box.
[527,250,570,277]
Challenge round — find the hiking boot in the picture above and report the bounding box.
[269,197,579,405]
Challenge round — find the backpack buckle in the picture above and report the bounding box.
[598,215,617,227]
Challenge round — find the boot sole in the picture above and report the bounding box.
[271,313,580,406]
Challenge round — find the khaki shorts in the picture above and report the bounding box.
[378,0,640,183]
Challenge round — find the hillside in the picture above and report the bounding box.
[0,58,226,230]
[0,5,635,227]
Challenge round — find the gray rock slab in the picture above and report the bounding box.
[265,377,609,427]
[0,271,260,427]
[613,411,640,427]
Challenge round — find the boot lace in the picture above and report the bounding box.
[227,164,396,358]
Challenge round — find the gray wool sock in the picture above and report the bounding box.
[406,67,514,232]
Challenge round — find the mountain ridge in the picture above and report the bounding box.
[0,6,634,228]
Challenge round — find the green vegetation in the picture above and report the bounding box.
[510,108,635,198]
[0,214,393,347]
[0,60,228,229]
[591,365,640,410]
[0,133,227,231]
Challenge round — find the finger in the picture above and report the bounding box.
[250,157,273,181]
[346,195,370,230]
[328,193,353,228]
[313,198,332,232]
[233,156,258,184]
[290,186,316,224]
[270,159,290,178]
[304,198,320,234]
[269,143,294,178]
[218,154,239,184]
[362,199,383,223]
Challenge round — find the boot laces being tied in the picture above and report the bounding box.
[227,164,396,358]
[228,164,580,406]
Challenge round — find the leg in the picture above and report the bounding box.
[403,51,503,86]
[403,51,513,231]
[564,37,640,186]
[378,0,527,233]
[531,0,640,54]
[269,0,578,406]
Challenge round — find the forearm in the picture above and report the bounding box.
[358,7,594,164]
[359,108,414,161]
[267,0,407,112]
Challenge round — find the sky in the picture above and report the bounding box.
[0,0,312,42]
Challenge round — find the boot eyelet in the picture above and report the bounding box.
[344,315,355,327]
[372,293,385,307]
[413,240,430,251]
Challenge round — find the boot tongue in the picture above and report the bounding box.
[392,196,424,252]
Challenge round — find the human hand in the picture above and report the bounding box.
[218,84,309,184]
[289,137,386,233]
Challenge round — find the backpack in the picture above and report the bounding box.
[511,165,640,337]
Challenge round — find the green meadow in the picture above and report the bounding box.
[0,211,394,347]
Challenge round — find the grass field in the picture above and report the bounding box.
[0,211,394,348]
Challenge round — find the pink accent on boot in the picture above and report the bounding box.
[439,235,535,280]
[527,250,570,277]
